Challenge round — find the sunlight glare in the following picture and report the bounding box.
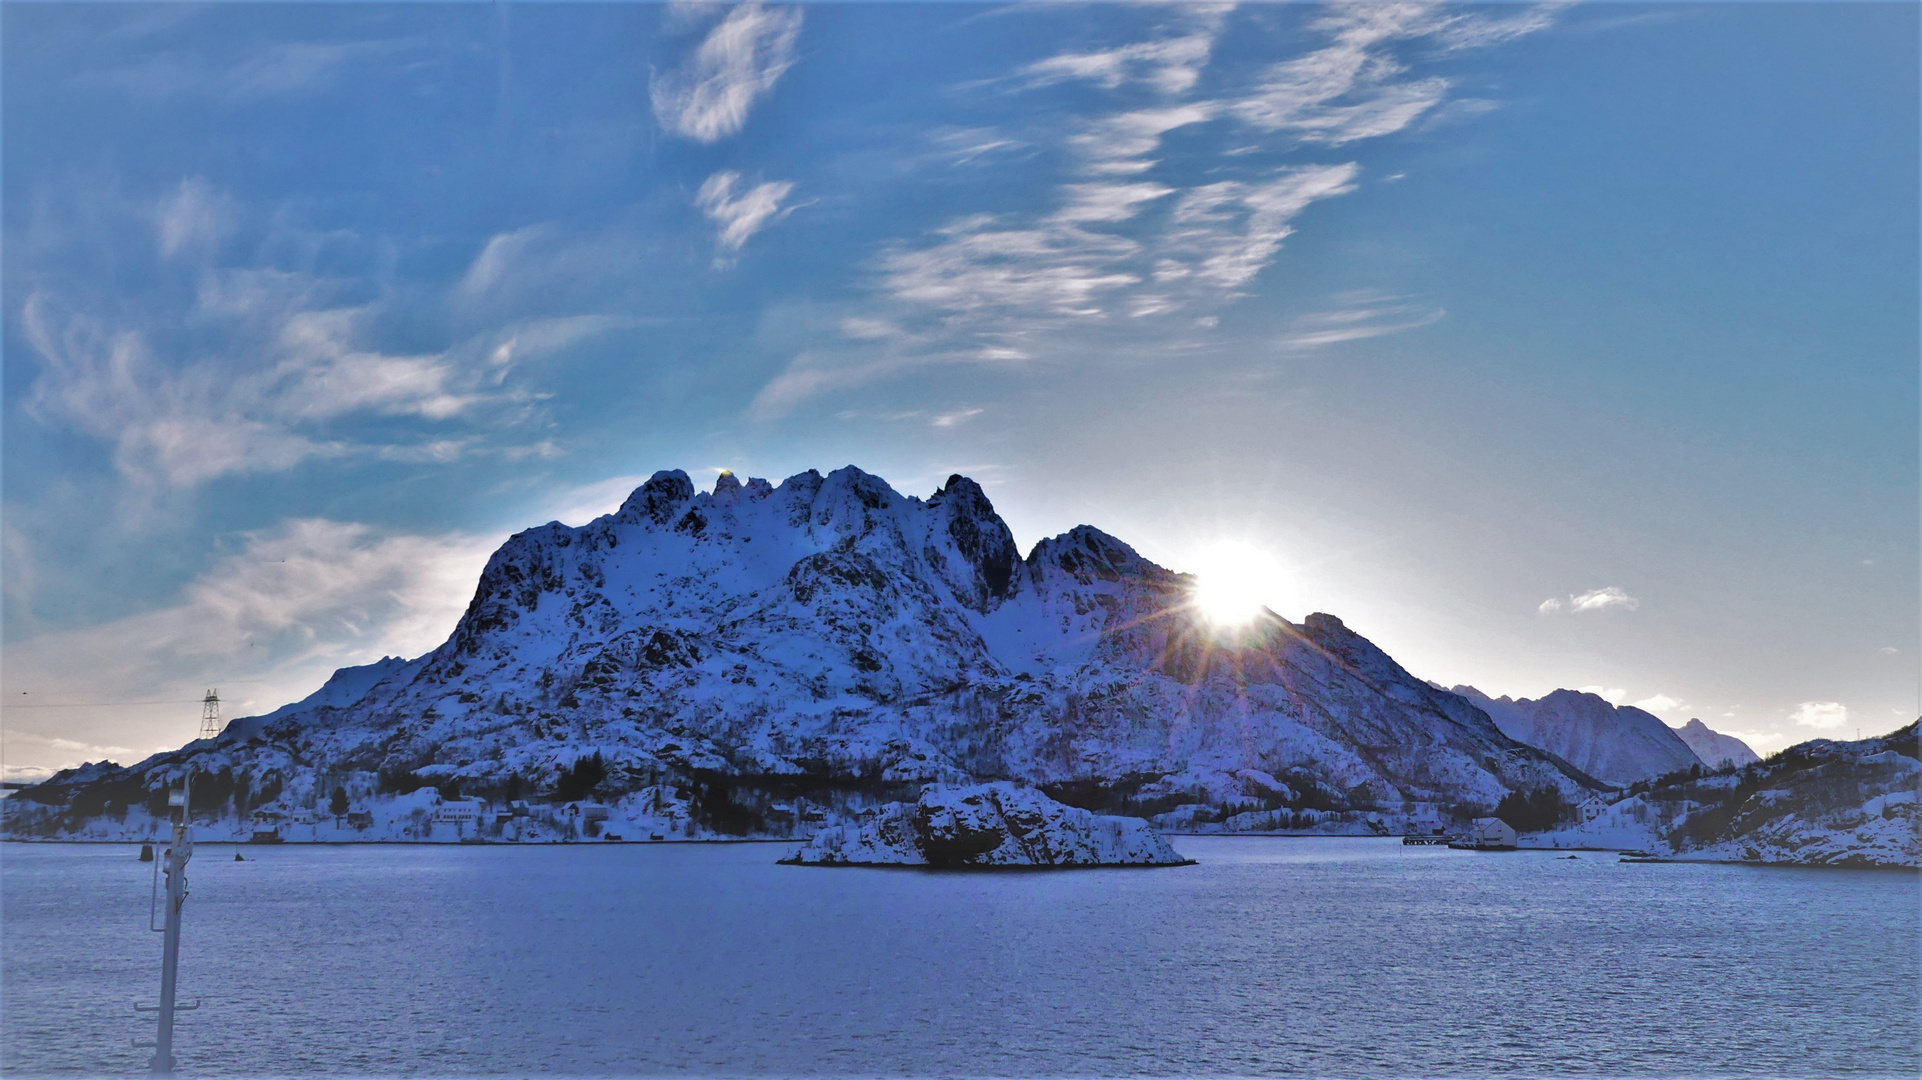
[1188,541,1285,627]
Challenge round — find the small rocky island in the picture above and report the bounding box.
[783,783,1192,867]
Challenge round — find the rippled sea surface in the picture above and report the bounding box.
[3,837,1916,1078]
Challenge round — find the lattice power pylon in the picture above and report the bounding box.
[197,690,221,741]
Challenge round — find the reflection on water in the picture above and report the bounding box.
[3,837,1916,1077]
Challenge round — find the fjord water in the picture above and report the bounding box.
[3,838,1915,1078]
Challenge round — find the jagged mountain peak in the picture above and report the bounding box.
[1028,525,1165,588]
[1673,718,1760,769]
[1453,684,1702,785]
[12,463,1602,843]
[614,468,695,525]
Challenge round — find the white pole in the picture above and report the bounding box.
[150,775,195,1074]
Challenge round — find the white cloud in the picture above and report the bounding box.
[1543,586,1640,614]
[453,223,670,317]
[1230,2,1563,145]
[1570,586,1639,612]
[651,3,802,143]
[931,407,983,428]
[1278,293,1445,350]
[1165,167,1363,290]
[1577,685,1628,704]
[1069,104,1217,174]
[1631,693,1685,715]
[749,2,1555,415]
[0,519,499,774]
[874,163,1359,333]
[1878,646,1899,656]
[19,181,620,493]
[749,353,905,422]
[74,37,412,102]
[1789,701,1849,731]
[156,177,233,260]
[1014,5,1229,96]
[1052,182,1178,225]
[882,213,1138,317]
[926,127,1029,166]
[20,289,510,490]
[695,171,797,255]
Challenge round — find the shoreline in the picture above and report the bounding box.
[7,834,1912,870]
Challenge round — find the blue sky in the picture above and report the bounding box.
[3,2,1915,778]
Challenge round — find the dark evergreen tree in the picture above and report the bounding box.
[1494,787,1571,833]
[553,752,607,802]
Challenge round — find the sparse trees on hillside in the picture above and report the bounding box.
[1494,787,1571,833]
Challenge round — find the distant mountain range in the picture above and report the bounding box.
[1672,718,1759,770]
[1448,686,1764,785]
[8,466,1598,842]
[1452,686,1707,786]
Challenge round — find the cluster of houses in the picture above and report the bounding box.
[1437,792,1622,851]
[240,792,622,842]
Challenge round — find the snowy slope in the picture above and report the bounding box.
[784,782,1190,866]
[10,467,1597,842]
[1454,686,1702,786]
[1529,722,1919,868]
[1671,719,1759,769]
[1669,722,1919,867]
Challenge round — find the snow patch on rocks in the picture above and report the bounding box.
[784,783,1191,867]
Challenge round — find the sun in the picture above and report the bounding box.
[1187,541,1285,627]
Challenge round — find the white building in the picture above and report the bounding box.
[1469,817,1518,849]
[433,798,488,826]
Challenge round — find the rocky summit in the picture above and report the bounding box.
[8,466,1599,842]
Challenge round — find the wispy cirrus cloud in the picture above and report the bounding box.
[1279,291,1446,349]
[1012,3,1230,96]
[750,1,1563,417]
[1,518,499,772]
[72,37,416,102]
[651,3,802,143]
[695,171,797,258]
[21,288,509,490]
[155,177,235,259]
[17,181,611,494]
[1231,2,1570,145]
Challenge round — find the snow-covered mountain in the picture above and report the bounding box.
[1537,722,1919,868]
[1671,718,1759,769]
[9,466,1598,842]
[1452,686,1702,786]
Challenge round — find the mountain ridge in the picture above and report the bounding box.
[1452,685,1703,786]
[9,465,1599,841]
